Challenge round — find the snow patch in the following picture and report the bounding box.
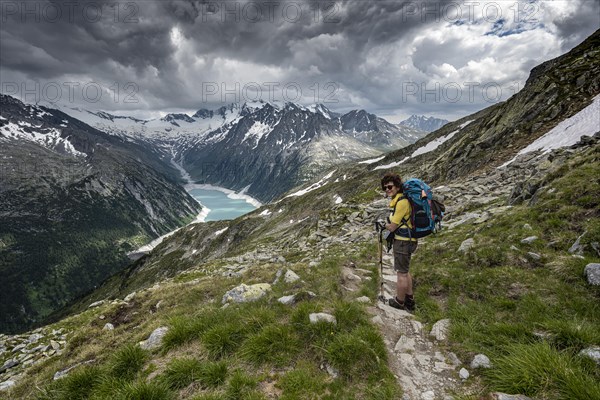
[215,227,229,236]
[374,157,410,171]
[243,121,272,148]
[0,122,86,157]
[459,120,474,129]
[359,155,385,164]
[285,170,336,198]
[499,94,600,168]
[411,130,459,157]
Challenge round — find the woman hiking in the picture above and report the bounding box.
[381,173,417,312]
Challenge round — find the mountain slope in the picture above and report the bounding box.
[180,103,426,201]
[0,95,202,334]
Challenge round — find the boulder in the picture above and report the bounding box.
[458,238,474,253]
[430,319,451,341]
[139,327,169,350]
[584,263,600,285]
[28,333,43,344]
[277,295,296,305]
[491,394,532,400]
[568,232,586,255]
[0,380,16,391]
[459,368,470,380]
[222,283,272,304]
[309,313,336,324]
[578,346,600,365]
[88,300,105,308]
[124,291,136,302]
[284,270,301,283]
[53,360,95,380]
[470,353,492,369]
[520,236,538,244]
[102,323,115,331]
[0,359,18,374]
[355,296,371,303]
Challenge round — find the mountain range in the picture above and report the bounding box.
[399,115,449,132]
[48,101,428,202]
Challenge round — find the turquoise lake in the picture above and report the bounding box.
[188,188,257,221]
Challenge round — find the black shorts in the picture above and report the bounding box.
[393,240,418,273]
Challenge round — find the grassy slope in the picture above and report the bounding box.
[412,147,600,399]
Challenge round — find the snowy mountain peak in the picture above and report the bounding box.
[307,103,335,119]
[161,113,195,125]
[399,115,449,133]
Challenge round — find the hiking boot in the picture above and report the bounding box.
[404,295,416,312]
[388,297,406,310]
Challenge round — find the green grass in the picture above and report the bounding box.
[36,365,103,400]
[277,362,327,399]
[224,370,264,400]
[202,322,248,359]
[326,325,388,381]
[240,324,300,366]
[112,380,174,400]
[411,152,600,398]
[485,342,600,400]
[108,344,148,381]
[158,358,227,389]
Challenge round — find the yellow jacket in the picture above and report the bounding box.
[389,194,417,242]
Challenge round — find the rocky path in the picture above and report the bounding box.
[369,253,461,400]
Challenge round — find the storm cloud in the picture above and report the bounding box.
[1,0,598,121]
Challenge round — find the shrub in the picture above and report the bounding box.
[113,380,174,400]
[202,323,247,359]
[327,326,387,380]
[159,358,228,390]
[36,365,102,400]
[224,370,263,400]
[277,363,326,399]
[240,324,300,366]
[108,344,148,381]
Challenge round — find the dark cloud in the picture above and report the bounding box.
[1,0,598,121]
[553,0,600,51]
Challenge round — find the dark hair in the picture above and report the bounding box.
[381,173,403,191]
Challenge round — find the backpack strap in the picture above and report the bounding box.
[392,195,414,240]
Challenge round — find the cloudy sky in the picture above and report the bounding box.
[1,0,598,122]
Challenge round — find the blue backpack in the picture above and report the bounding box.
[395,178,444,239]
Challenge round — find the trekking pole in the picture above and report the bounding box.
[374,220,387,304]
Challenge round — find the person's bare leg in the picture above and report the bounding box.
[396,272,409,301]
[406,273,413,296]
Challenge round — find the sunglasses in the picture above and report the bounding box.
[383,185,395,191]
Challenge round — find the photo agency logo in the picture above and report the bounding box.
[1,81,140,105]
[200,81,340,104]
[401,81,523,104]
[399,1,540,24]
[196,1,342,23]
[0,1,140,23]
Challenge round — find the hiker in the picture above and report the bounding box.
[381,173,417,311]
